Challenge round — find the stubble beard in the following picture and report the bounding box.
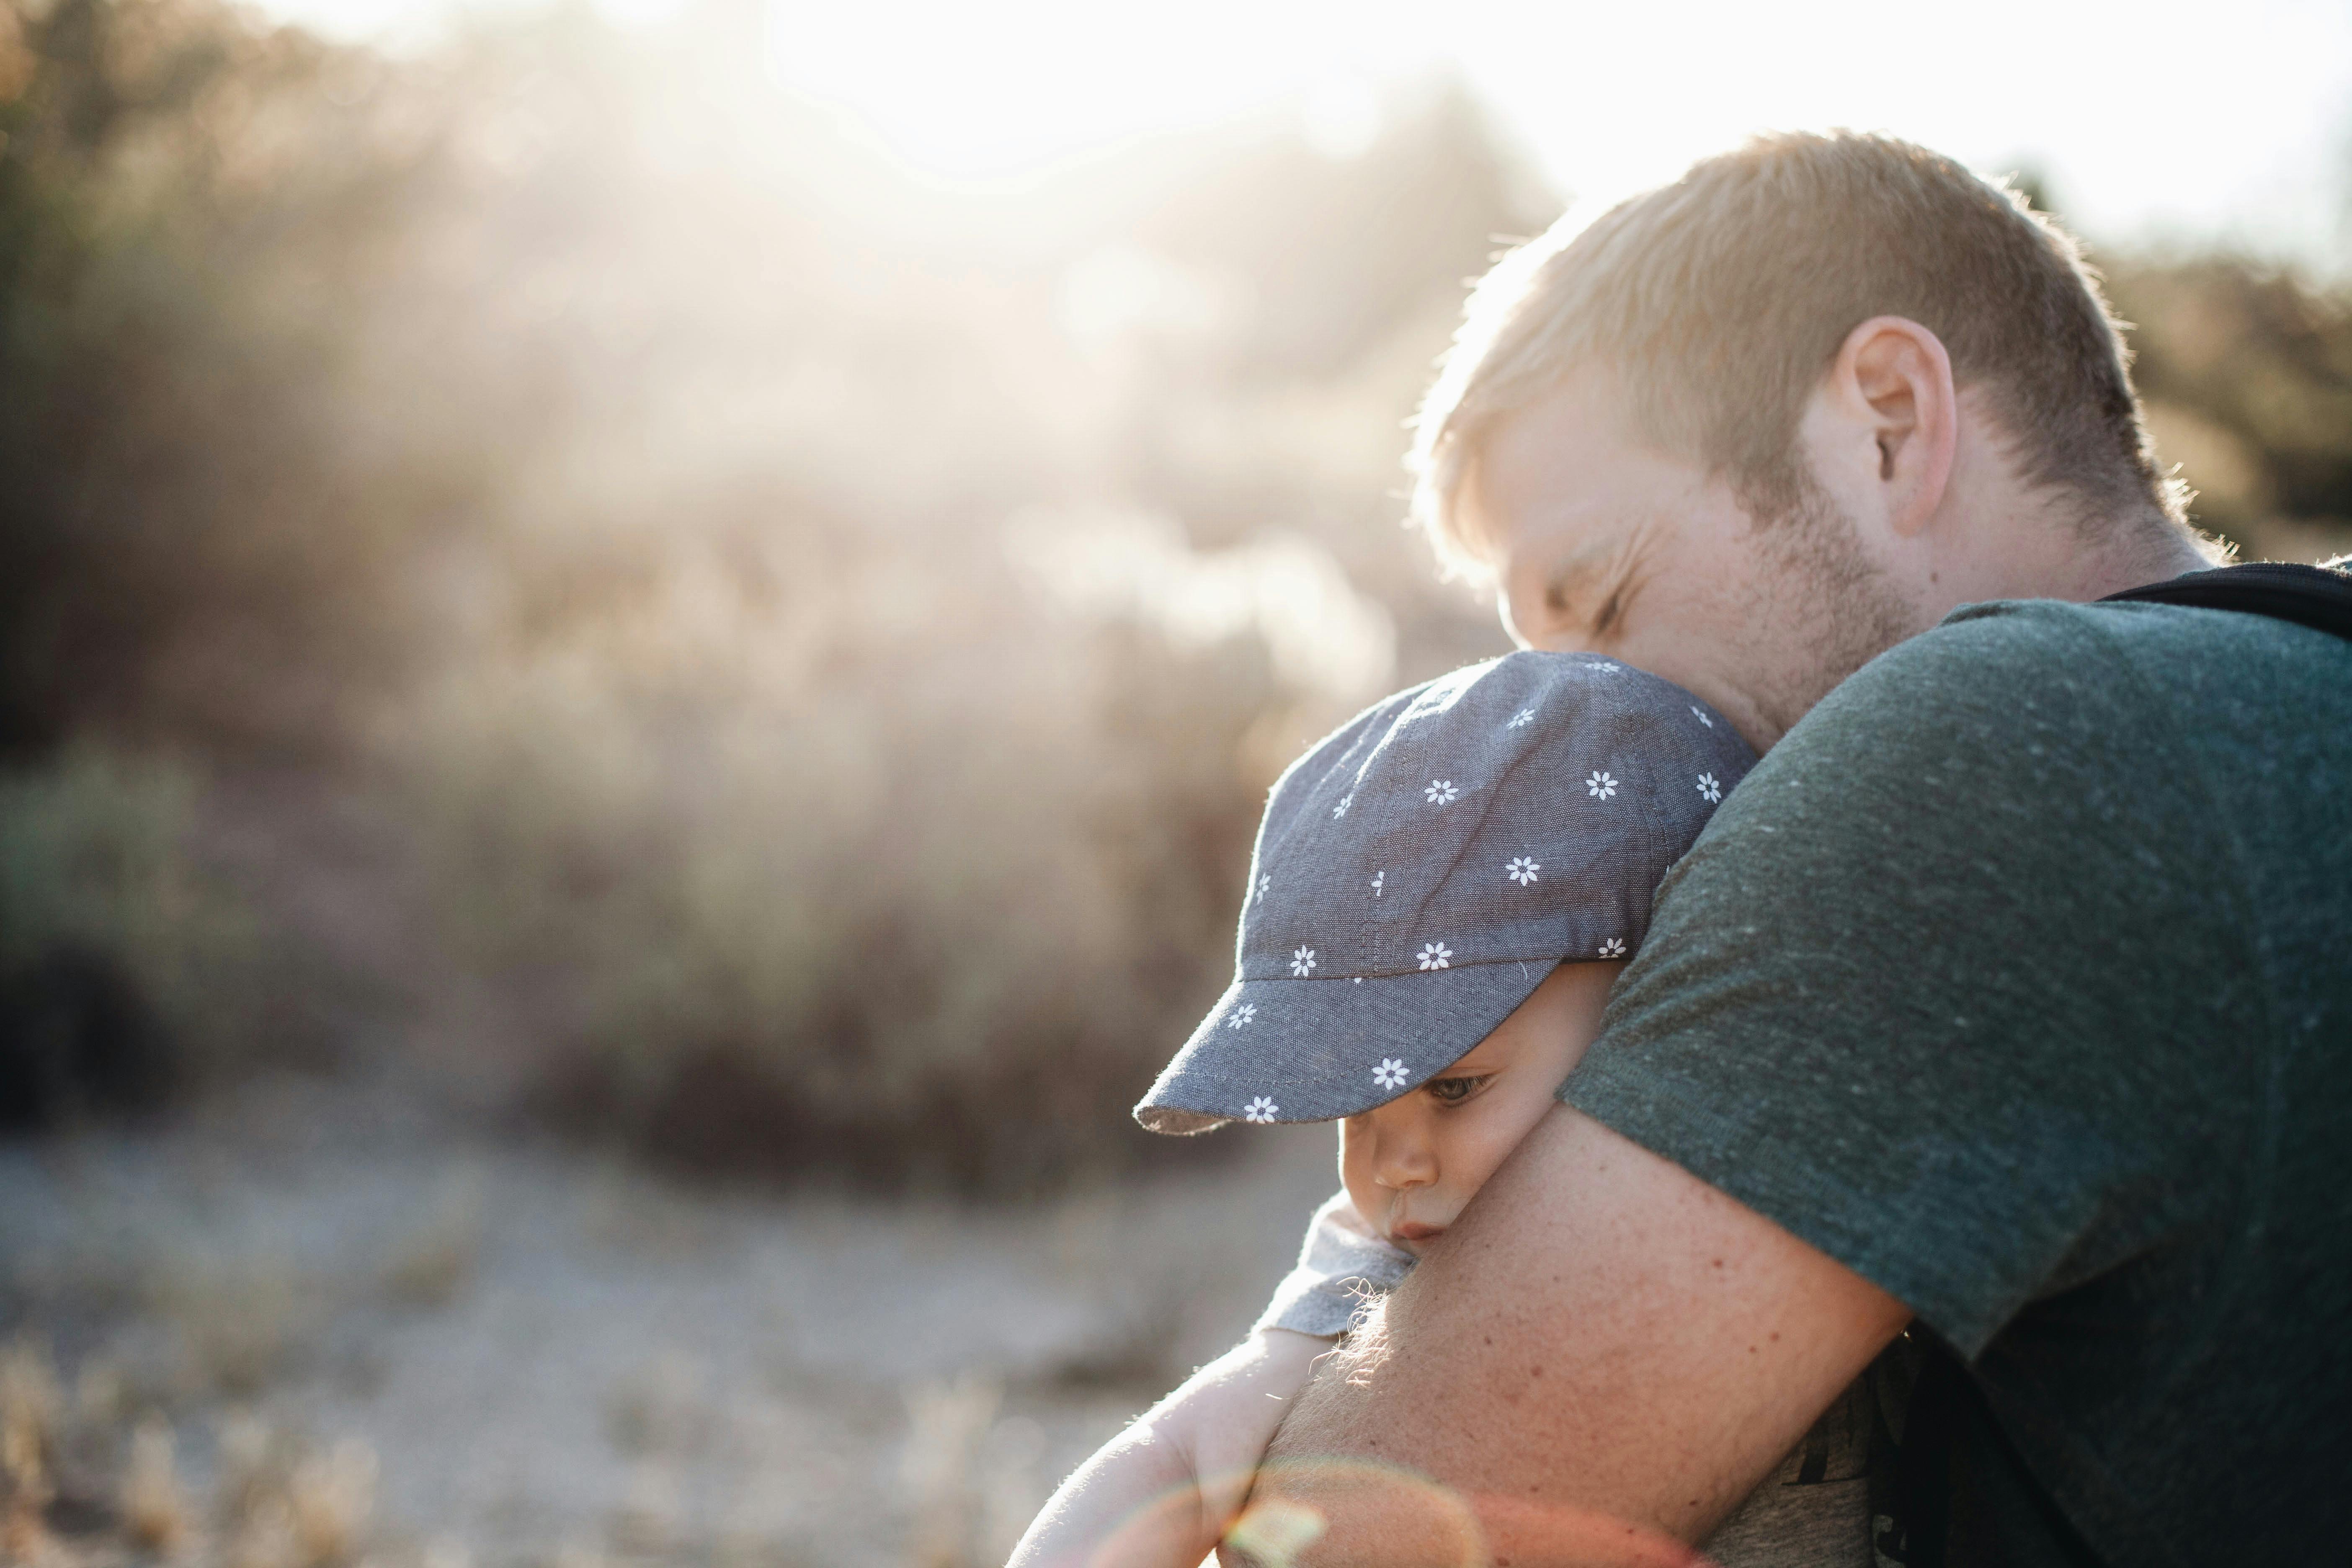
[1742,475,1921,745]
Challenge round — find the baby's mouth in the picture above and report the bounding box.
[1390,1219,1445,1248]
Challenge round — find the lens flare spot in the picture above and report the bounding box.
[1225,1496,1328,1565]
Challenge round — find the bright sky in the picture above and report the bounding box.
[262,0,2352,270]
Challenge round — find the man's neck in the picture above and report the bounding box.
[1933,509,2220,624]
[2033,525,2216,602]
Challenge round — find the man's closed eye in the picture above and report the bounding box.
[1542,566,1626,642]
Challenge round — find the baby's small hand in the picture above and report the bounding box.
[1005,1328,1327,1568]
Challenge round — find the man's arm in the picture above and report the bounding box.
[1238,1105,1911,1567]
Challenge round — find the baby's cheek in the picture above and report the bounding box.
[1444,1106,1537,1203]
[1338,1126,1380,1221]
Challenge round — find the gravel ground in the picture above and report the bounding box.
[0,1077,1338,1566]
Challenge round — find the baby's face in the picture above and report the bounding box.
[1340,959,1622,1254]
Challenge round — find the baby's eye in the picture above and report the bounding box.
[1424,1074,1491,1107]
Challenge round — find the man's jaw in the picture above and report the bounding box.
[1735,480,1927,744]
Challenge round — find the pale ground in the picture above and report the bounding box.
[0,1075,1339,1567]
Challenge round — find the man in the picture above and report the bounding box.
[1238,132,2352,1566]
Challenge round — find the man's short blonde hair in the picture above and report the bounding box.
[1411,132,2184,578]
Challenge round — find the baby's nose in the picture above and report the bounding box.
[1373,1125,1439,1188]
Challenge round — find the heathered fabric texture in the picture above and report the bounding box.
[1137,650,1755,1133]
[1564,598,2352,1567]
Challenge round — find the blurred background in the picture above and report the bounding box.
[0,0,2346,1562]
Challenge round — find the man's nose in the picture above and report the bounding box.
[1500,572,1585,655]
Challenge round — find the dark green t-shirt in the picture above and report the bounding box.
[1564,597,2352,1566]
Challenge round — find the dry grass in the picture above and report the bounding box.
[604,1351,711,1459]
[377,1172,487,1311]
[150,1261,325,1400]
[2,1338,62,1551]
[0,1339,381,1568]
[0,1094,1341,1565]
[898,1372,1060,1568]
[900,1372,1005,1568]
[120,1416,189,1551]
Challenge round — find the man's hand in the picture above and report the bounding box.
[1235,1105,1912,1567]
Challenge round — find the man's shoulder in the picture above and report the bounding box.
[1671,588,2352,951]
[1581,586,2350,1357]
[1869,588,2347,691]
[1769,591,2352,780]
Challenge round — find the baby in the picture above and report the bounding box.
[1011,650,1871,1568]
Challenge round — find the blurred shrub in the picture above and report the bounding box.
[0,745,276,1124]
[0,0,1531,1183]
[0,0,517,754]
[2111,258,2352,561]
[385,524,1300,1190]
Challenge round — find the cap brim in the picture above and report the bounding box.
[1134,957,1563,1133]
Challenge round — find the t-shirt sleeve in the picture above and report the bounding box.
[1561,602,2262,1356]
[1253,1189,1418,1338]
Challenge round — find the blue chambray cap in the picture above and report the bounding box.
[1135,651,1757,1134]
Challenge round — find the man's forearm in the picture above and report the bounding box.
[1233,1106,1910,1567]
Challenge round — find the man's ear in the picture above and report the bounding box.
[1818,316,1958,539]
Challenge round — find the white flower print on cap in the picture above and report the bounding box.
[1131,646,1761,1138]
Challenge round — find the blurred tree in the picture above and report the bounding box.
[0,0,497,756]
[0,0,1532,1179]
[1133,77,1555,382]
[2002,167,2349,563]
[2112,259,2352,559]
